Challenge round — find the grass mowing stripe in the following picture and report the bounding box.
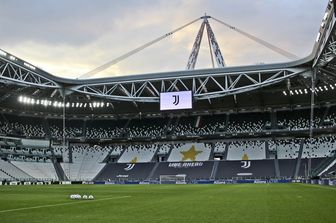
[0,195,131,213]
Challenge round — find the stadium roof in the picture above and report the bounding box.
[0,0,336,117]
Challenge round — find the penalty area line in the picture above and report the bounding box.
[0,195,131,213]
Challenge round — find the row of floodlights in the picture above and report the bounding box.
[0,49,36,70]
[17,96,109,108]
[282,84,336,96]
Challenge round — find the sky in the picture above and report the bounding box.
[0,0,327,79]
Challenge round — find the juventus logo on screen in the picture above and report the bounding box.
[124,163,135,171]
[160,91,192,111]
[241,161,251,169]
[172,95,180,105]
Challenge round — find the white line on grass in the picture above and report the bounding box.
[0,195,131,213]
[299,183,336,191]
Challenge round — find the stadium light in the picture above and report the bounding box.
[295,90,299,95]
[323,12,328,21]
[316,32,321,42]
[289,90,294,95]
[0,49,7,56]
[9,55,16,61]
[330,84,334,90]
[23,62,36,70]
[17,95,107,109]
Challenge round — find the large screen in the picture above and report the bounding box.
[160,91,192,111]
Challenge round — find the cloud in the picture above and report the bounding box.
[0,0,327,79]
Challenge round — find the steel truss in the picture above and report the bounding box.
[313,0,336,67]
[72,67,310,102]
[4,0,336,104]
[0,55,59,88]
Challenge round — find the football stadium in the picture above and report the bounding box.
[0,0,336,222]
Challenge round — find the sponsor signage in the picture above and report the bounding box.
[237,173,252,176]
[82,181,94,185]
[254,180,267,184]
[104,182,115,185]
[168,162,204,168]
[139,181,150,185]
[117,175,129,178]
[60,181,72,185]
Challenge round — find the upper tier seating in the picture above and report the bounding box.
[118,144,157,163]
[168,143,212,162]
[227,141,266,160]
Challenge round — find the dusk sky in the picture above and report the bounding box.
[0,0,327,79]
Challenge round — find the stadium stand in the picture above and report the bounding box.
[11,161,58,181]
[60,145,109,181]
[0,170,12,180]
[213,142,226,154]
[275,139,301,159]
[0,159,33,180]
[301,137,336,158]
[0,106,336,182]
[1,0,336,187]
[227,141,266,160]
[118,144,157,163]
[151,161,214,181]
[94,162,156,182]
[216,160,275,179]
[167,143,212,162]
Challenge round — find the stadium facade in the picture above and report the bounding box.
[0,0,336,186]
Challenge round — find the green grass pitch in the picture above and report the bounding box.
[0,183,335,223]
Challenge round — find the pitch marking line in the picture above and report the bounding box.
[299,183,336,191]
[0,195,131,213]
